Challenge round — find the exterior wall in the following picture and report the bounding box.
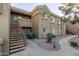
[66,23,79,34]
[31,10,40,38]
[38,15,51,38]
[0,3,10,55]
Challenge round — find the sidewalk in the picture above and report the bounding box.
[10,35,78,56]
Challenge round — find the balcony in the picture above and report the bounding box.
[19,19,32,27]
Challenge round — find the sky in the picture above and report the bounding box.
[11,3,63,16]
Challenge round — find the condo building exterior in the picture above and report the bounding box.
[0,3,66,55]
[32,5,66,38]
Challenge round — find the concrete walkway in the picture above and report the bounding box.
[10,35,79,56]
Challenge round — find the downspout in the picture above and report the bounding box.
[61,18,63,36]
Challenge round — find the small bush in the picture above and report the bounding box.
[46,33,53,43]
[71,20,76,24]
[27,32,36,39]
[52,35,56,38]
[70,41,78,47]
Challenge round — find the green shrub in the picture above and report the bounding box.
[71,20,76,24]
[70,41,78,47]
[46,33,53,43]
[52,35,56,38]
[27,32,36,39]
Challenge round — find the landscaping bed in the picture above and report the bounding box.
[32,36,62,51]
[68,37,79,50]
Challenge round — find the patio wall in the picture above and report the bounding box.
[66,23,79,34]
[0,3,10,55]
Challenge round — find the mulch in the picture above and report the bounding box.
[33,36,62,51]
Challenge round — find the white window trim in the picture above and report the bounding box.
[58,19,61,24]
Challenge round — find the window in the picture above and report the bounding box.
[51,19,55,23]
[42,12,48,19]
[17,15,22,20]
[44,14,48,19]
[43,28,46,33]
[58,19,61,24]
[11,15,18,21]
[52,29,56,35]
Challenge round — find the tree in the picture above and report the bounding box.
[58,3,73,35]
[58,3,72,23]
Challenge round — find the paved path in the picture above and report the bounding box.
[10,35,79,56]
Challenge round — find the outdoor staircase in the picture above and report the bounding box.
[10,20,28,54]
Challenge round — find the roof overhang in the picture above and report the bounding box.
[10,6,32,16]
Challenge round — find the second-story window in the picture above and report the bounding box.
[42,12,48,19]
[17,15,22,20]
[51,17,55,23]
[58,19,61,24]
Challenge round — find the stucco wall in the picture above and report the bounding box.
[0,3,10,55]
[67,23,79,34]
[31,14,39,38]
[39,17,51,38]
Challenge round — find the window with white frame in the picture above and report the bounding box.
[42,12,48,19]
[58,19,61,24]
[51,17,55,23]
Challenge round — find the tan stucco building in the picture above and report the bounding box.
[32,5,66,38]
[0,3,66,55]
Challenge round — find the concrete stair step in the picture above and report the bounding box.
[10,38,23,41]
[10,47,25,54]
[10,42,24,47]
[10,40,23,44]
[10,37,17,39]
[10,44,24,50]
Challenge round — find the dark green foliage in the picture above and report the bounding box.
[75,17,79,23]
[46,33,56,43]
[63,18,68,23]
[70,41,78,47]
[27,32,36,39]
[71,20,77,24]
[52,35,56,38]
